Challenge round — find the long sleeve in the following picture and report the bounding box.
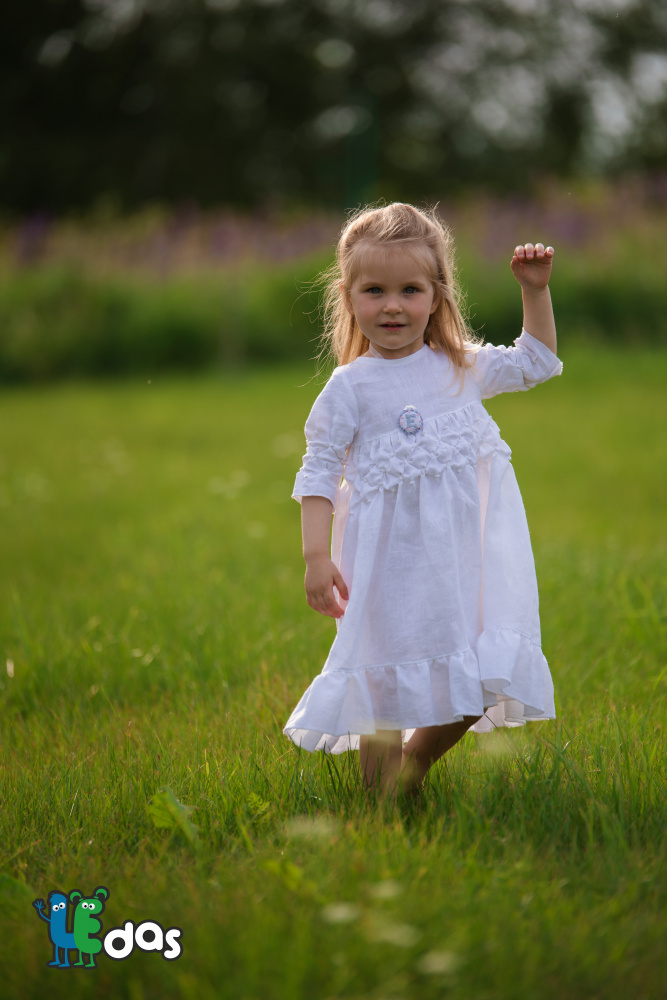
[475,329,563,400]
[292,368,359,507]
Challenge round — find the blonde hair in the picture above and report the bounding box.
[317,202,480,369]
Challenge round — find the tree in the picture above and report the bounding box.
[3,0,666,212]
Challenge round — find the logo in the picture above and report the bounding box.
[33,886,182,968]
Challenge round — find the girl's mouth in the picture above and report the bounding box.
[381,323,405,329]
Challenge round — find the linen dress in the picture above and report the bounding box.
[284,330,563,753]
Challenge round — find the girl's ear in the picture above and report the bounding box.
[339,281,355,317]
[429,286,440,314]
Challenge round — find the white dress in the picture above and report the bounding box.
[284,330,563,754]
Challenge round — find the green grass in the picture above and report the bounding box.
[1,348,666,999]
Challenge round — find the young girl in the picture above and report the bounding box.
[283,202,562,797]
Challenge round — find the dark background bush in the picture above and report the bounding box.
[5,1,667,213]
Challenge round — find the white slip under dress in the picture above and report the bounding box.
[284,330,563,753]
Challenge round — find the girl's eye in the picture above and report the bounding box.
[404,286,419,294]
[366,287,382,294]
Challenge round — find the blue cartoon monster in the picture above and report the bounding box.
[69,886,109,968]
[33,890,77,968]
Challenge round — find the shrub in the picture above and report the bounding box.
[0,263,324,382]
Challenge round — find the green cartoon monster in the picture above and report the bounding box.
[68,886,109,968]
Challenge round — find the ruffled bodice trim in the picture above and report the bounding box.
[345,403,509,506]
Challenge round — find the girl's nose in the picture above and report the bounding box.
[384,300,402,313]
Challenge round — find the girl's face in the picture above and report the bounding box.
[342,245,439,360]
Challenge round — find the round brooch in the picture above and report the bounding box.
[398,405,423,436]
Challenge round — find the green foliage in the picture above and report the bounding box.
[463,259,667,348]
[2,182,667,382]
[0,262,323,381]
[147,787,201,850]
[0,355,666,997]
[1,248,667,382]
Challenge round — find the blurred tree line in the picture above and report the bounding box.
[4,0,667,213]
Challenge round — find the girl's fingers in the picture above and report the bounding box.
[322,594,341,617]
[513,243,555,260]
[305,564,348,618]
[333,569,349,601]
[308,588,344,618]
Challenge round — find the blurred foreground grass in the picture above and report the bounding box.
[0,348,666,999]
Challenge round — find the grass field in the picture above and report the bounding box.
[1,347,666,999]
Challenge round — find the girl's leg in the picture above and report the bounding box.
[400,716,483,794]
[359,730,403,795]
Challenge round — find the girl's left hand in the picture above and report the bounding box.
[510,243,554,291]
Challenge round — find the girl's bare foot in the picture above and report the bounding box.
[399,716,485,796]
[359,730,403,796]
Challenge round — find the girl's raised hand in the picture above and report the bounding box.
[304,556,349,619]
[510,243,554,291]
